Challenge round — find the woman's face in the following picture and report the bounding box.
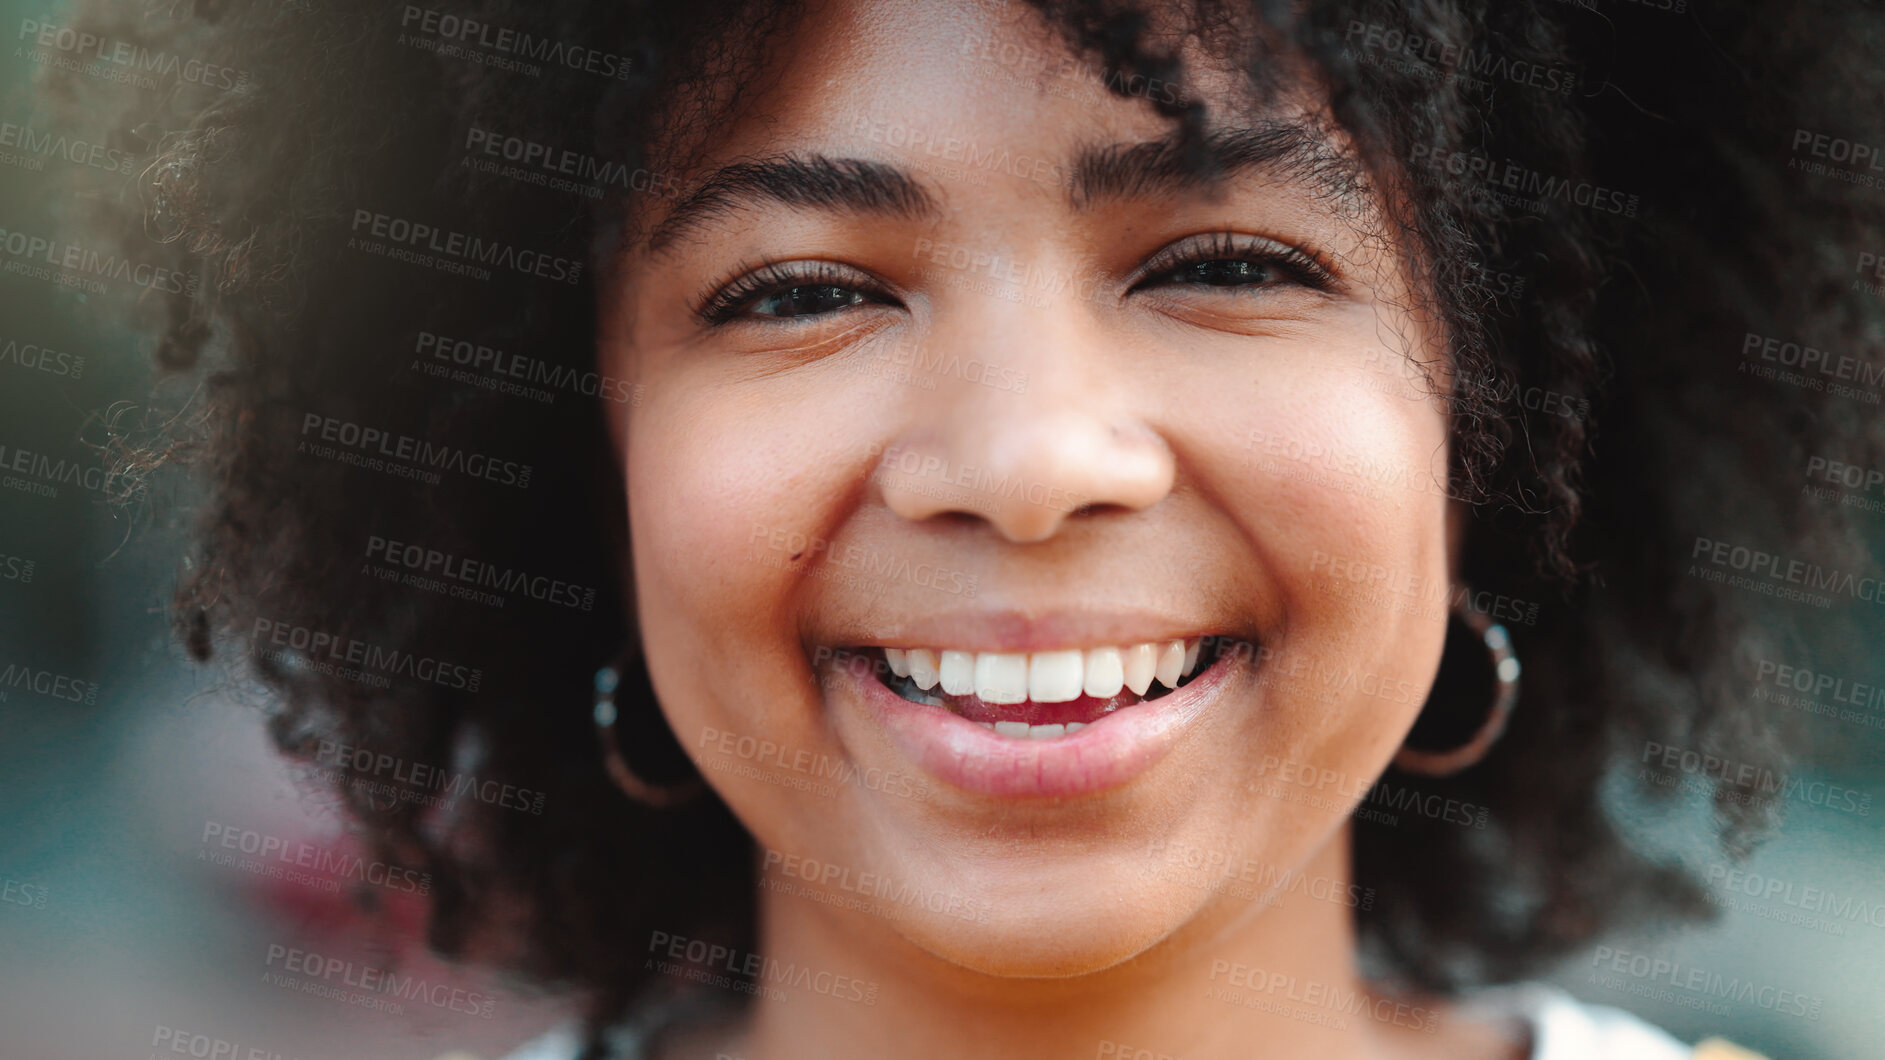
[602,0,1453,977]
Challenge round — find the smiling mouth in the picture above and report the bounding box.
[861,638,1229,738]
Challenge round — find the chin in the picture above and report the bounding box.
[875,850,1216,980]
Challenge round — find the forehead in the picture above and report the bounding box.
[637,0,1361,231]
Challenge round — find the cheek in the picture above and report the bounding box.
[626,377,831,618]
[1209,349,1452,770]
[622,374,875,751]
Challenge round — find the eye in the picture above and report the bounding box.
[1133,232,1337,296]
[697,260,893,325]
[752,284,867,318]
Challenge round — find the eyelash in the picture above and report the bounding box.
[696,260,887,326]
[1132,232,1338,295]
[695,233,1336,326]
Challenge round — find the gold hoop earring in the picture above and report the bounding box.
[594,663,703,807]
[1393,593,1521,776]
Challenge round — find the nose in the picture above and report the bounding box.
[874,302,1176,543]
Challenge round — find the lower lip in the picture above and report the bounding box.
[836,649,1244,799]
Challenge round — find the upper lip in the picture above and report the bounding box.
[814,607,1244,654]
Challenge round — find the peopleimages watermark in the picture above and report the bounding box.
[1143,836,1377,911]
[867,333,1029,394]
[311,740,545,815]
[1787,136,1885,189]
[251,617,482,693]
[1638,740,1871,816]
[1212,636,1430,714]
[1751,657,1885,731]
[1755,659,1885,712]
[697,715,932,804]
[1740,331,1884,404]
[1408,142,1640,217]
[0,658,100,705]
[398,6,635,80]
[1343,20,1577,95]
[348,208,582,285]
[363,534,597,611]
[16,19,250,93]
[867,441,1091,516]
[1703,862,1885,936]
[461,126,680,201]
[0,548,36,584]
[1309,549,1541,628]
[0,224,198,296]
[912,236,1113,309]
[199,821,432,894]
[0,333,84,379]
[1587,946,1824,1022]
[300,411,533,489]
[1791,127,1885,173]
[0,438,106,501]
[848,114,992,188]
[261,943,497,1018]
[1688,535,1885,610]
[850,113,1064,188]
[646,930,878,1006]
[413,329,639,406]
[0,117,137,175]
[1855,249,1885,298]
[1250,755,1490,830]
[149,1023,300,1060]
[1097,1041,1187,1060]
[1244,428,1468,504]
[1206,960,1440,1033]
[748,523,980,598]
[1801,454,1885,515]
[2,875,48,910]
[760,848,993,924]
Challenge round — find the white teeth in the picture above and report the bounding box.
[985,720,1077,739]
[975,652,1030,704]
[881,640,1203,702]
[1028,650,1085,703]
[1122,643,1157,696]
[939,650,976,696]
[1083,647,1125,699]
[907,648,940,691]
[1155,640,1185,688]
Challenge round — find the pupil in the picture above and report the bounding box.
[1188,259,1272,286]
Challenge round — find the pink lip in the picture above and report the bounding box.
[831,645,1245,799]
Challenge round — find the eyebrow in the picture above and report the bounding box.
[648,154,942,252]
[646,120,1363,251]
[1069,122,1364,210]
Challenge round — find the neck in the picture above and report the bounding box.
[734,826,1425,1060]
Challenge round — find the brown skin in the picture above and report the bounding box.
[599,1,1526,1057]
